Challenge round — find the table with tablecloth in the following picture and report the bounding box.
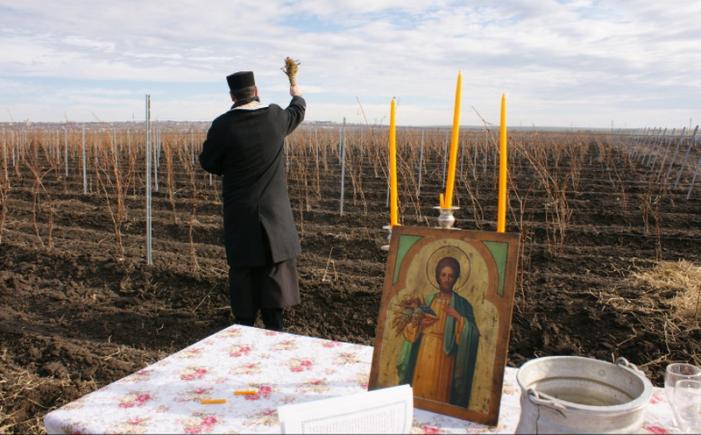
[43,324,676,434]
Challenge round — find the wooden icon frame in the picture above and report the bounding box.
[369,226,520,425]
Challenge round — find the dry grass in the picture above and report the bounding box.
[0,352,57,435]
[632,260,701,321]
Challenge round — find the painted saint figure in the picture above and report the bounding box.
[397,256,480,407]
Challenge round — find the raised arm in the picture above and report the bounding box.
[199,120,225,176]
[284,85,306,135]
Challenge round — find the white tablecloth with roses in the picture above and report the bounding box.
[44,324,676,434]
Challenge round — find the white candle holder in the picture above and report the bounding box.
[381,225,392,251]
[434,206,460,229]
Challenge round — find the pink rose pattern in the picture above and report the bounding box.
[244,408,278,427]
[289,357,313,372]
[230,362,261,376]
[643,424,669,435]
[322,340,341,348]
[244,384,273,401]
[124,369,154,383]
[43,324,674,434]
[228,344,252,357]
[179,348,204,359]
[335,351,361,365]
[355,372,369,389]
[180,413,218,434]
[297,378,329,394]
[421,424,440,434]
[179,366,208,381]
[649,390,665,404]
[60,422,87,435]
[119,392,153,408]
[108,416,150,435]
[272,339,297,351]
[177,387,213,402]
[223,328,242,337]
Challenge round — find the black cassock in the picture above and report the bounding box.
[199,96,305,318]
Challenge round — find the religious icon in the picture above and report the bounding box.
[369,226,520,425]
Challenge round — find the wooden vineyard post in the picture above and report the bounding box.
[82,127,88,194]
[337,123,342,157]
[145,95,153,266]
[0,128,6,245]
[339,117,346,216]
[653,128,665,163]
[190,130,195,164]
[54,130,59,162]
[493,134,498,181]
[63,127,68,178]
[674,125,699,189]
[157,127,161,166]
[92,131,99,193]
[111,128,116,166]
[481,131,487,176]
[417,128,424,197]
[11,130,16,169]
[153,127,159,193]
[459,133,466,177]
[2,128,7,184]
[314,127,320,197]
[472,133,478,179]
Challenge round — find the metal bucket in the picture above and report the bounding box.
[515,356,653,434]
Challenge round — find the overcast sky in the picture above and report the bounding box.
[1,0,699,128]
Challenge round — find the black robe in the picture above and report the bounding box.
[199,97,306,269]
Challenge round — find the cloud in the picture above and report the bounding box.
[0,0,699,126]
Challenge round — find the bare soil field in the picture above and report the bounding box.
[0,126,699,433]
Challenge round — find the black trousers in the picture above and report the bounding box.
[228,263,292,331]
[227,226,300,331]
[234,307,283,331]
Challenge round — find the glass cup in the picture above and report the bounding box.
[673,379,701,434]
[665,363,701,426]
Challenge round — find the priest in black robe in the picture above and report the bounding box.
[199,70,305,331]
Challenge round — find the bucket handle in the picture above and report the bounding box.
[526,388,567,417]
[615,357,646,378]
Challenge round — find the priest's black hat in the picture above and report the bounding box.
[227,71,255,91]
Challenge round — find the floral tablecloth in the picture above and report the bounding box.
[44,325,676,434]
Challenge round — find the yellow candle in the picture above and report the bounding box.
[389,98,399,227]
[443,71,462,209]
[497,94,508,233]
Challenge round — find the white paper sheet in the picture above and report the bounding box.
[278,384,413,434]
